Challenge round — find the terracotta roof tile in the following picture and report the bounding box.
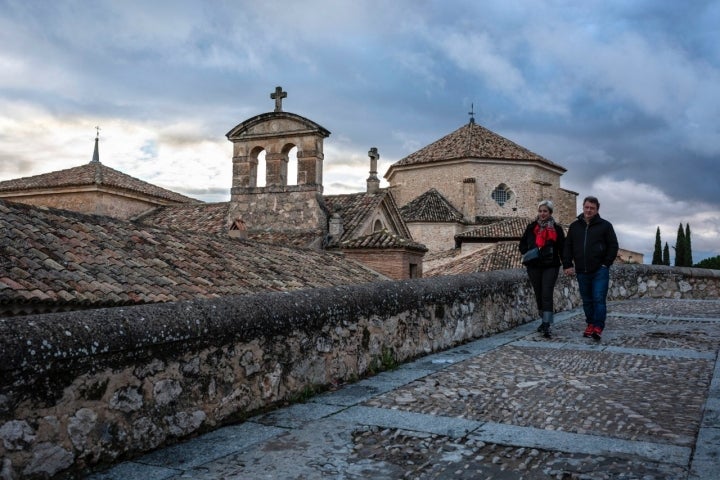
[456,217,531,240]
[424,242,523,276]
[137,202,324,248]
[0,199,386,316]
[248,230,323,248]
[387,122,565,171]
[138,189,414,251]
[0,162,198,204]
[340,230,427,252]
[324,191,388,242]
[399,189,464,223]
[134,202,232,234]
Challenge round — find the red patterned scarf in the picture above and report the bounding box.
[533,217,557,248]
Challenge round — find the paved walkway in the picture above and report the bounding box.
[89,298,720,479]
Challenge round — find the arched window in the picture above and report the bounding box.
[256,150,267,187]
[286,145,298,186]
[491,184,513,207]
[373,219,384,232]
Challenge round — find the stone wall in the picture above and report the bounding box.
[0,191,164,220]
[388,162,575,225]
[1,265,718,478]
[227,185,327,235]
[407,222,463,253]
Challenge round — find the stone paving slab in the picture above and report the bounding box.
[334,405,483,439]
[87,299,720,479]
[362,345,709,446]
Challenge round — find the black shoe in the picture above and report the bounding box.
[543,328,552,339]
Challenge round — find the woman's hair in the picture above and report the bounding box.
[538,199,554,213]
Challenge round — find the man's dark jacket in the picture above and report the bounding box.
[562,213,619,273]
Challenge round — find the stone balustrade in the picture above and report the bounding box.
[1,264,718,478]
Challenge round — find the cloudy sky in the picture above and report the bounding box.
[1,0,719,263]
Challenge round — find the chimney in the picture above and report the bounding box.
[329,210,344,238]
[462,177,477,221]
[366,147,380,194]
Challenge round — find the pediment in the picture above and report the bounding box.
[226,112,330,140]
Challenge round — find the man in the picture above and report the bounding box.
[563,196,619,340]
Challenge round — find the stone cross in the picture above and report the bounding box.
[368,147,379,174]
[271,86,287,112]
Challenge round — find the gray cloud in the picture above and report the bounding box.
[0,0,718,262]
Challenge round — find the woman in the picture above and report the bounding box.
[519,200,566,338]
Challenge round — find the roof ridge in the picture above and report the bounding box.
[0,162,198,203]
[386,121,565,174]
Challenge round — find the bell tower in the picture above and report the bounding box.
[224,87,331,247]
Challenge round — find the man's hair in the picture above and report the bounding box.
[583,196,600,208]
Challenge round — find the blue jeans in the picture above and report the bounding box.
[576,267,610,329]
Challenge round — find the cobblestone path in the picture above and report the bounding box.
[89,299,720,480]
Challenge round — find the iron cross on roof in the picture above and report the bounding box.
[271,86,287,112]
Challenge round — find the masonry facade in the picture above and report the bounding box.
[0,87,640,279]
[384,119,578,231]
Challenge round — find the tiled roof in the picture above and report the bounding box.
[324,189,411,242]
[387,121,565,171]
[341,230,428,252]
[139,190,417,250]
[136,202,321,248]
[472,215,514,225]
[134,202,232,234]
[0,199,386,316]
[456,217,531,241]
[249,230,324,248]
[424,242,522,276]
[399,189,464,223]
[324,191,386,242]
[0,161,198,204]
[423,248,462,264]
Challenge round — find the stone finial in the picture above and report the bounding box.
[270,86,287,112]
[90,126,100,164]
[366,147,380,194]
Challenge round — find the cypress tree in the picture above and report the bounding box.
[652,227,662,265]
[674,223,686,267]
[685,223,693,266]
[663,242,670,265]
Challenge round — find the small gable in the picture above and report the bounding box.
[400,189,464,223]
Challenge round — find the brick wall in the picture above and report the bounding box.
[342,249,424,279]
